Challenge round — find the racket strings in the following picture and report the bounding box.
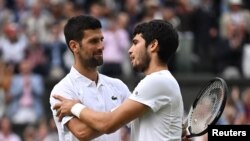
[189,80,224,134]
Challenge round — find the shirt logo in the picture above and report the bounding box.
[135,91,138,95]
[111,96,117,100]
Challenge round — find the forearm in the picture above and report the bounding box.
[81,108,119,134]
[66,117,103,140]
[54,97,146,135]
[71,103,120,134]
[71,100,145,135]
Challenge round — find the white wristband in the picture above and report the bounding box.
[71,103,86,118]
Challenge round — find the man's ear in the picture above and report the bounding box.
[150,39,159,52]
[69,40,79,53]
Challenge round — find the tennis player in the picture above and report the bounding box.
[50,15,131,141]
[54,19,184,141]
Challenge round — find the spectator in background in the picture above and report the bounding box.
[22,125,37,141]
[0,22,28,73]
[22,1,53,43]
[218,86,246,125]
[89,0,110,30]
[242,87,250,124]
[45,21,68,80]
[62,0,84,19]
[12,0,28,23]
[190,0,219,72]
[176,0,193,33]
[140,0,162,22]
[0,0,14,29]
[231,86,245,114]
[0,116,21,141]
[49,1,65,22]
[101,13,130,79]
[161,2,180,29]
[0,60,13,118]
[220,0,250,76]
[6,59,45,129]
[219,99,238,125]
[36,119,49,141]
[43,118,59,141]
[119,0,142,38]
[171,0,193,73]
[25,32,49,76]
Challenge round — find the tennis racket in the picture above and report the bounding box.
[183,77,228,138]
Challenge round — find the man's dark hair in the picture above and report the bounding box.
[133,20,179,64]
[64,15,102,51]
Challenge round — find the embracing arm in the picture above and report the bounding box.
[54,95,148,134]
[51,95,102,140]
[66,117,102,141]
[79,99,147,134]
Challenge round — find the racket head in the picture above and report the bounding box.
[185,77,228,138]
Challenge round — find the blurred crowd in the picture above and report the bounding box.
[0,0,250,141]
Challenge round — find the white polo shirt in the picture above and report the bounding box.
[129,70,184,141]
[50,67,131,141]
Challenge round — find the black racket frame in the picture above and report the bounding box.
[186,77,228,138]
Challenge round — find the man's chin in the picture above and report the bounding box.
[96,60,103,66]
[133,66,141,73]
[90,59,103,67]
[133,65,147,73]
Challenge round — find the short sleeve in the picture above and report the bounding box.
[50,82,75,130]
[129,75,171,112]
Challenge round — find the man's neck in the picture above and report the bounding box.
[144,61,168,75]
[73,64,98,82]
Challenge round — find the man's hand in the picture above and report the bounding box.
[182,123,191,141]
[53,95,80,121]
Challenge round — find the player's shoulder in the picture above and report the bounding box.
[51,74,74,92]
[54,74,68,85]
[49,74,78,102]
[144,70,177,85]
